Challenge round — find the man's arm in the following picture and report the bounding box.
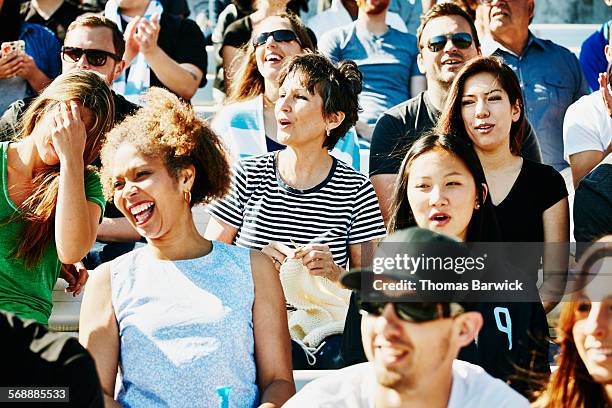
[145,49,203,100]
[569,149,609,187]
[96,217,142,242]
[129,15,206,100]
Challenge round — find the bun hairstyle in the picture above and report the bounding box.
[100,87,232,207]
[277,53,362,150]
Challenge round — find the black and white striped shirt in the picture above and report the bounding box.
[208,153,386,267]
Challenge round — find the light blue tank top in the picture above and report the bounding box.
[110,242,259,407]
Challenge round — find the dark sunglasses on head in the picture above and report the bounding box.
[359,301,464,323]
[61,46,121,67]
[252,29,299,47]
[426,32,473,53]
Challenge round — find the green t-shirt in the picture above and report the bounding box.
[0,141,105,325]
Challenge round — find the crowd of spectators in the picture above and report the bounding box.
[0,0,611,407]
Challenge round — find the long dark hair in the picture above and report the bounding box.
[436,56,525,156]
[388,132,500,242]
[0,0,22,43]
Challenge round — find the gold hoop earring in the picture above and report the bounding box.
[183,190,192,205]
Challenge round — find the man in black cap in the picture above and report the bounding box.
[285,228,529,408]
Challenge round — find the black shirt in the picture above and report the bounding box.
[574,162,612,244]
[20,1,94,42]
[121,12,208,94]
[369,92,544,176]
[494,159,568,242]
[1,311,103,407]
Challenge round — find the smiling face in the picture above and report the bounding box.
[487,0,533,37]
[254,16,303,82]
[110,143,191,239]
[406,148,479,241]
[460,71,520,154]
[573,253,612,385]
[361,303,455,390]
[33,103,95,166]
[63,26,122,85]
[275,71,332,149]
[417,15,480,87]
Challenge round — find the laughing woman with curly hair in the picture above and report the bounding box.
[80,87,294,407]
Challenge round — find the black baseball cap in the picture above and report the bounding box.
[341,227,475,307]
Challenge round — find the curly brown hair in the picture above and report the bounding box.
[100,88,232,207]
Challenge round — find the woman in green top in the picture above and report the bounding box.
[0,70,114,325]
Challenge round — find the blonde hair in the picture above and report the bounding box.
[13,70,114,267]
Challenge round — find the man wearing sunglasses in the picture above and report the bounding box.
[369,2,542,226]
[481,0,589,174]
[285,228,529,407]
[1,15,137,140]
[319,0,426,141]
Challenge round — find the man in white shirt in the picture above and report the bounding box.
[285,228,530,408]
[563,33,612,187]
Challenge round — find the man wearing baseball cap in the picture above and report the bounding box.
[284,228,529,408]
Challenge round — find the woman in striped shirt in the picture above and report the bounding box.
[206,54,386,368]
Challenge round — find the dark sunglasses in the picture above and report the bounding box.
[61,46,121,67]
[252,29,299,47]
[426,32,473,52]
[360,301,464,323]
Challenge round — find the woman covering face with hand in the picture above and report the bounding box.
[207,53,386,368]
[79,87,294,407]
[0,70,114,325]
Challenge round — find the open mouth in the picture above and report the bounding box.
[430,213,451,225]
[586,347,612,363]
[278,118,291,128]
[376,345,409,365]
[475,124,495,133]
[129,201,155,225]
[265,53,283,63]
[442,59,462,66]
